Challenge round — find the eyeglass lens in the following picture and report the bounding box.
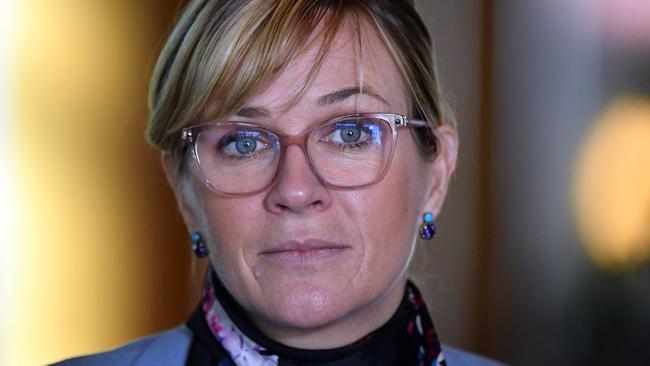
[194,116,393,194]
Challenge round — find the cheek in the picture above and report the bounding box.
[203,199,260,237]
[342,137,427,286]
[376,136,427,232]
[189,169,263,244]
[192,187,263,275]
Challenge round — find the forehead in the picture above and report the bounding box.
[244,18,407,116]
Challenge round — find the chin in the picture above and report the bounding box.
[263,280,355,329]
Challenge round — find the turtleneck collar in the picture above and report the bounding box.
[185,269,446,366]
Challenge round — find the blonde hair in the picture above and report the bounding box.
[147,0,450,164]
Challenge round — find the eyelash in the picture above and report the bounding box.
[338,141,369,152]
[217,133,270,159]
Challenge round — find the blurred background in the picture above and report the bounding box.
[0,0,649,364]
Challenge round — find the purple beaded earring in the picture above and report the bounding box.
[191,232,209,258]
[420,212,436,240]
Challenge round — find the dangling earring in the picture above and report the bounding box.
[420,212,436,240]
[191,232,209,258]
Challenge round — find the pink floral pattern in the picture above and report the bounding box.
[203,285,278,366]
[201,277,444,366]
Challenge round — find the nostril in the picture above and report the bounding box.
[276,203,289,212]
[264,145,332,214]
[275,199,322,212]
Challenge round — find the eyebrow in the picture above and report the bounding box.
[235,106,270,118]
[317,86,389,107]
[234,86,389,118]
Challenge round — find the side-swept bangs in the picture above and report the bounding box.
[147,0,448,161]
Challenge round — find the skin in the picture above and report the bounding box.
[163,20,458,349]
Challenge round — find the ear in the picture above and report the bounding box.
[422,124,459,219]
[161,151,199,233]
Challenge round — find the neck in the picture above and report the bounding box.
[249,277,407,350]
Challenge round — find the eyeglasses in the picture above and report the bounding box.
[181,113,431,195]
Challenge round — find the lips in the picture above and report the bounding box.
[259,239,350,265]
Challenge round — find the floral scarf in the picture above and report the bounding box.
[185,270,446,366]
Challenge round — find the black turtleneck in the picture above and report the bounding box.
[185,270,443,366]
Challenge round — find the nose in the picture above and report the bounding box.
[264,144,332,215]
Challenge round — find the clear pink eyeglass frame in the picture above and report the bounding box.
[180,112,431,196]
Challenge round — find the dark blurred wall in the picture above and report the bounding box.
[417,1,650,364]
[487,1,650,364]
[413,0,485,353]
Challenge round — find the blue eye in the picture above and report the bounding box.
[218,131,270,158]
[235,137,256,154]
[339,125,362,143]
[319,121,378,152]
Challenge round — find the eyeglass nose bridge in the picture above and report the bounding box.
[268,129,331,189]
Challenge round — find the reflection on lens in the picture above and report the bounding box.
[195,125,280,194]
[309,118,391,187]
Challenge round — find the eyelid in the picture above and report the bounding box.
[321,122,374,141]
[217,130,261,148]
[273,109,382,134]
[200,112,384,139]
[218,133,273,158]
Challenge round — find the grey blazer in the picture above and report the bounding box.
[53,326,505,366]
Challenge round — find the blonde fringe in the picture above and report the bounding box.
[147,0,451,159]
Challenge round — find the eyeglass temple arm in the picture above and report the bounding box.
[181,129,194,144]
[398,115,428,128]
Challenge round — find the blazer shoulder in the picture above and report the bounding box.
[50,325,192,366]
[442,344,506,366]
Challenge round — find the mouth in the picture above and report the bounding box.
[259,239,350,266]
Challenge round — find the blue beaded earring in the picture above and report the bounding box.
[420,212,436,240]
[191,232,209,258]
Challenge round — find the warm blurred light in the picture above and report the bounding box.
[573,95,650,270]
[2,1,196,365]
[0,0,18,363]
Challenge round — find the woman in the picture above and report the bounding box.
[56,0,501,365]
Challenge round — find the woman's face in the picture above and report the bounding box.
[165,22,457,346]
